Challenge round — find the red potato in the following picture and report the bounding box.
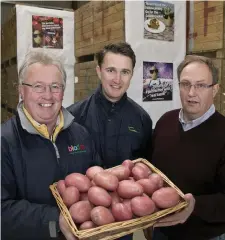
[88,186,112,207]
[122,199,132,214]
[152,187,180,209]
[86,166,104,180]
[62,186,80,207]
[111,203,133,221]
[91,206,115,226]
[110,191,121,205]
[79,221,96,230]
[91,180,96,186]
[135,163,152,175]
[69,200,93,224]
[109,165,131,181]
[132,166,150,180]
[131,196,156,217]
[65,173,91,192]
[57,180,66,196]
[137,178,160,196]
[122,159,135,171]
[117,180,144,199]
[149,173,164,189]
[93,172,119,191]
[80,192,88,201]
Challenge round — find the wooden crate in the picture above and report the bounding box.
[1,61,19,117]
[1,7,17,63]
[187,0,225,116]
[74,1,125,102]
[74,60,100,102]
[75,1,125,57]
[187,1,224,52]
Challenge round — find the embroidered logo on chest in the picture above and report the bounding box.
[68,144,86,154]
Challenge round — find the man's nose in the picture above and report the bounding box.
[113,72,121,84]
[188,85,197,96]
[42,86,53,98]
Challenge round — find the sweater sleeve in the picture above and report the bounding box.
[193,146,225,223]
[1,137,60,240]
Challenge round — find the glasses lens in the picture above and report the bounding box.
[51,84,63,93]
[33,84,45,93]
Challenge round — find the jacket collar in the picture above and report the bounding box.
[95,84,127,111]
[17,101,75,136]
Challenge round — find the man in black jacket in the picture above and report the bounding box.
[66,43,195,240]
[68,42,153,169]
[67,42,150,240]
[1,50,101,240]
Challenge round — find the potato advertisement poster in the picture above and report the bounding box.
[32,15,63,49]
[144,1,174,41]
[143,61,173,102]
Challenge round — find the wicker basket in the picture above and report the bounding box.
[49,158,188,240]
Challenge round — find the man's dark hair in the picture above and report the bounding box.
[177,55,219,84]
[95,42,136,69]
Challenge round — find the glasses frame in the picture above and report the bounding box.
[179,82,216,91]
[22,82,64,93]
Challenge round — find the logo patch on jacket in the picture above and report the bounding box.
[128,126,139,133]
[68,144,86,154]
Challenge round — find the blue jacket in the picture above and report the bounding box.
[67,86,153,168]
[1,104,101,240]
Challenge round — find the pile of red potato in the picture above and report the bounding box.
[57,160,180,230]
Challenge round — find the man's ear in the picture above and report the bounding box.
[212,84,219,98]
[19,84,24,100]
[96,66,101,81]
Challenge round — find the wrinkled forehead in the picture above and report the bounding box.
[26,63,63,84]
[180,62,213,83]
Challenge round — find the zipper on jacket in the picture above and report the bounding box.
[53,142,60,163]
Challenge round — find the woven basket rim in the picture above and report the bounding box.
[50,158,188,239]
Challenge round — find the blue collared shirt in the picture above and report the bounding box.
[179,104,215,131]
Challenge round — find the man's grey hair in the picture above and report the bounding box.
[18,50,67,86]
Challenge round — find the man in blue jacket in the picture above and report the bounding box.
[1,50,101,240]
[68,42,153,169]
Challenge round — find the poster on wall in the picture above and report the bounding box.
[143,61,173,101]
[144,1,174,41]
[32,15,63,49]
[16,5,75,107]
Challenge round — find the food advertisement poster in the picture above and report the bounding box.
[144,1,174,41]
[32,15,63,49]
[143,61,173,101]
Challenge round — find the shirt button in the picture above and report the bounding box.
[108,119,111,122]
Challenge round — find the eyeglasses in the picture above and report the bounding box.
[150,69,158,74]
[179,82,215,91]
[22,82,64,93]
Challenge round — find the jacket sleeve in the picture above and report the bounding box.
[90,136,103,168]
[1,137,60,240]
[193,146,225,223]
[141,113,153,160]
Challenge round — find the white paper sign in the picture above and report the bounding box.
[125,1,186,127]
[16,5,75,107]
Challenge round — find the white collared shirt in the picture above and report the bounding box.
[179,104,215,131]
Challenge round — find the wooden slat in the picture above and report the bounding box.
[194,1,222,12]
[193,41,223,52]
[194,23,223,36]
